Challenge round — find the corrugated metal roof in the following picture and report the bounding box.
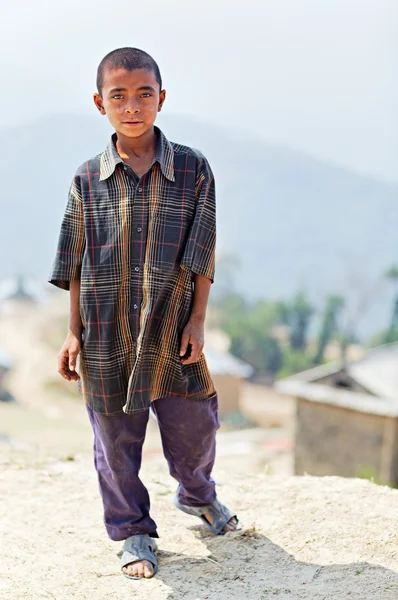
[279,343,398,401]
[275,342,398,415]
[204,345,253,378]
[276,378,398,417]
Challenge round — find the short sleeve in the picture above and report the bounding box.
[180,156,216,283]
[48,177,85,290]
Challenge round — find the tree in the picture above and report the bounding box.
[384,266,398,343]
[228,323,283,376]
[313,295,345,364]
[288,292,314,351]
[251,299,286,331]
[211,253,241,303]
[274,300,291,326]
[277,349,314,379]
[218,297,284,376]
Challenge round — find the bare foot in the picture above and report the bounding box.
[123,559,154,579]
[204,513,238,533]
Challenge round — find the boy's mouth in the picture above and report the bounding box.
[123,120,144,126]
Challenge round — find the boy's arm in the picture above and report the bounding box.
[49,176,85,290]
[179,154,216,365]
[58,280,82,381]
[49,175,85,381]
[180,274,211,365]
[180,155,216,283]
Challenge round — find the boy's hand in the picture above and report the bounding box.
[180,317,204,365]
[58,331,82,381]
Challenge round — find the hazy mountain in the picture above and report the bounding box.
[0,114,396,336]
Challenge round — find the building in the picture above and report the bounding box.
[0,346,12,402]
[275,343,398,487]
[205,345,253,417]
[0,276,50,316]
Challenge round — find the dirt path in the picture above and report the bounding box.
[1,446,398,600]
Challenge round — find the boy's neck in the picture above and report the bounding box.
[115,126,157,159]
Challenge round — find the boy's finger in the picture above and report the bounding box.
[58,368,71,381]
[182,355,195,365]
[179,332,190,357]
[58,352,73,380]
[58,353,68,374]
[69,353,77,371]
[190,344,201,362]
[182,343,202,365]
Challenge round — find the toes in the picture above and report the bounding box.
[224,517,237,532]
[144,565,154,578]
[136,563,145,578]
[123,560,154,579]
[143,559,154,578]
[124,564,137,577]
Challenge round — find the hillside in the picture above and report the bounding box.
[2,446,398,599]
[1,114,397,334]
[1,297,398,599]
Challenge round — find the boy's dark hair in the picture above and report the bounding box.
[96,47,162,95]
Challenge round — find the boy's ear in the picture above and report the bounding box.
[158,89,166,113]
[93,93,106,115]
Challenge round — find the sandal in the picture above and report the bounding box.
[121,534,158,580]
[174,496,242,535]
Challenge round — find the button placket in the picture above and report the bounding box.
[130,176,146,336]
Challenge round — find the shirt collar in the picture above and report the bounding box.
[99,126,175,182]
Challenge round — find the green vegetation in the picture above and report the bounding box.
[211,259,398,380]
[378,265,398,344]
[355,465,390,487]
[313,295,344,365]
[210,289,318,378]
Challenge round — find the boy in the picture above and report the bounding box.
[49,47,240,580]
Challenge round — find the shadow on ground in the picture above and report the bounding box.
[119,525,398,599]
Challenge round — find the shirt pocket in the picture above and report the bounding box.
[150,196,196,268]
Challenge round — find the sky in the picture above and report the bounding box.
[0,0,396,183]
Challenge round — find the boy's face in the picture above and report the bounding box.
[93,67,166,138]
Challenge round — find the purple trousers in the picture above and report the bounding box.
[86,395,220,541]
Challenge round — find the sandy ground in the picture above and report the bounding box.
[1,447,398,600]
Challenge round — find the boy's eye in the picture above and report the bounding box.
[141,93,152,98]
[112,94,123,100]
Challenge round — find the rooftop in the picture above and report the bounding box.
[204,345,253,378]
[275,343,398,417]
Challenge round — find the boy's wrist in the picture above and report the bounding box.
[189,312,206,324]
[68,320,83,339]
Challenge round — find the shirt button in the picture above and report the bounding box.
[134,266,139,272]
[138,187,143,192]
[137,227,142,233]
[133,304,138,309]
[123,165,128,170]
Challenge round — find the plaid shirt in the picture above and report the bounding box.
[49,127,216,414]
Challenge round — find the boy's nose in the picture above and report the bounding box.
[125,102,140,114]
